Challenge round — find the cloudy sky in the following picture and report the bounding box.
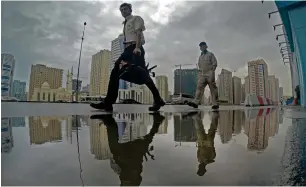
[1,0,292,95]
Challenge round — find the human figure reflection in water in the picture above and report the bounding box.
[91,113,165,186]
[184,111,219,176]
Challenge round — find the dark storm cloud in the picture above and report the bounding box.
[1,1,291,94]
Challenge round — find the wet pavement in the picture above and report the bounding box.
[1,107,306,186]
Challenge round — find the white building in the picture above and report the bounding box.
[218,69,233,104]
[1,53,15,97]
[248,59,269,98]
[268,75,280,104]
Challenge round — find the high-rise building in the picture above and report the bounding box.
[111,34,127,89]
[11,80,26,101]
[232,76,242,105]
[141,85,154,104]
[28,64,63,101]
[268,75,280,104]
[72,79,82,92]
[248,59,269,97]
[174,68,198,96]
[1,53,15,97]
[90,49,111,96]
[244,76,250,94]
[218,69,233,104]
[241,83,246,103]
[155,75,168,101]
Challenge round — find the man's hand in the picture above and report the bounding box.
[133,47,141,55]
[119,60,128,69]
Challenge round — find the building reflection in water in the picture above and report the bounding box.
[11,117,26,127]
[243,108,281,151]
[89,113,170,161]
[1,118,14,153]
[90,119,111,160]
[218,110,234,143]
[90,113,165,186]
[174,114,197,144]
[28,116,62,145]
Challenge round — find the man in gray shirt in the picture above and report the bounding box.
[188,42,219,110]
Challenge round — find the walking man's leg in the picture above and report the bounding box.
[188,75,207,108]
[146,77,165,111]
[90,62,121,111]
[208,81,219,110]
[133,46,165,111]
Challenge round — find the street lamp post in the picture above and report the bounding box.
[174,64,193,95]
[76,22,87,102]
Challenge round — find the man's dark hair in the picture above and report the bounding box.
[199,42,207,46]
[119,3,132,11]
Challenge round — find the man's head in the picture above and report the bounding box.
[199,42,208,52]
[119,3,132,18]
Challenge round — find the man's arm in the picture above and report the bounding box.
[134,16,146,48]
[211,53,217,71]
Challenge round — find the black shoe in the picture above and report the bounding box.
[212,105,219,110]
[187,102,198,109]
[148,99,166,111]
[90,102,113,112]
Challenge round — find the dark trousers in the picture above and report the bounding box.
[105,44,161,105]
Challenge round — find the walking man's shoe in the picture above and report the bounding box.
[148,99,166,111]
[187,101,198,109]
[90,102,113,112]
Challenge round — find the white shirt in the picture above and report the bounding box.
[123,15,146,45]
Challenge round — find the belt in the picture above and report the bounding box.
[124,42,136,48]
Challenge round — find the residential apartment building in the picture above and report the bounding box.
[232,76,242,105]
[248,59,269,97]
[1,53,15,97]
[218,69,233,104]
[155,75,168,101]
[90,50,110,96]
[268,75,280,104]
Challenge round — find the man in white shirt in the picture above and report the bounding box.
[90,3,165,112]
[187,42,219,110]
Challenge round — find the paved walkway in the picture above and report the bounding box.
[1,102,286,117]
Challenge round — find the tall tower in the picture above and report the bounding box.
[1,53,15,97]
[218,69,233,104]
[155,75,169,101]
[90,49,110,96]
[248,59,269,97]
[232,76,242,105]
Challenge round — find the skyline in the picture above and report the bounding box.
[1,1,292,95]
